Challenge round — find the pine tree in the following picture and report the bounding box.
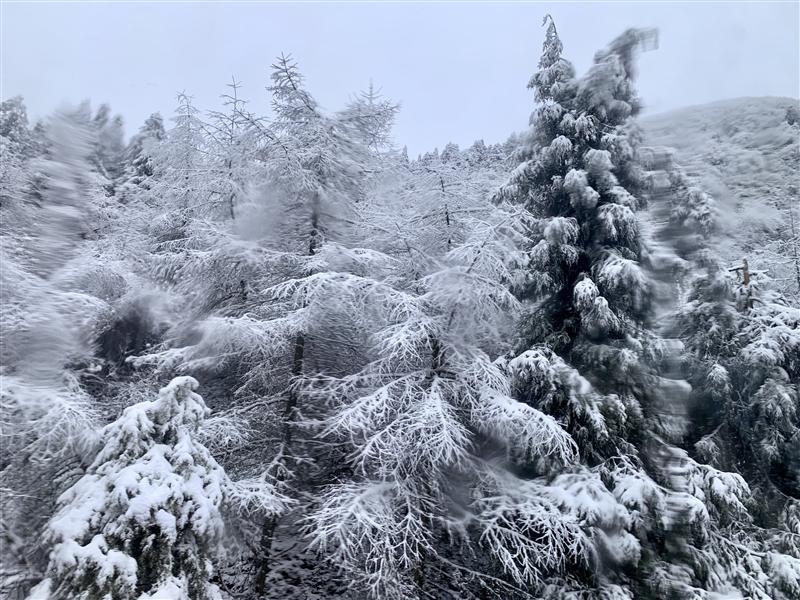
[678,261,799,478]
[499,19,660,461]
[670,234,800,599]
[496,22,661,597]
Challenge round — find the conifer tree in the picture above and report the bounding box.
[664,188,800,599]
[202,78,257,220]
[126,61,401,594]
[303,184,574,599]
[121,113,166,188]
[0,97,34,209]
[493,18,793,598]
[147,93,211,217]
[28,378,228,600]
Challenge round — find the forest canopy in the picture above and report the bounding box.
[1,17,799,600]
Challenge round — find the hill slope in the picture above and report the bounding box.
[641,96,800,297]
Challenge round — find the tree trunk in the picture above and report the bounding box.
[254,192,320,596]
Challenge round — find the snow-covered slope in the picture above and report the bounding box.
[641,97,800,295]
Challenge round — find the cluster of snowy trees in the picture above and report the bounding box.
[1,17,798,600]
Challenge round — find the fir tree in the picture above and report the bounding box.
[669,213,800,599]
[122,113,166,186]
[29,378,228,600]
[494,19,792,599]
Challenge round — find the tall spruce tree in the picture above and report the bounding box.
[495,18,798,598]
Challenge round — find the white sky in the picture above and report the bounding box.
[2,1,798,155]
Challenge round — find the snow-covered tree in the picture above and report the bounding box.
[134,59,396,418]
[338,81,399,153]
[489,18,798,599]
[91,104,126,182]
[119,60,402,594]
[119,113,166,191]
[303,186,591,598]
[145,93,213,219]
[757,187,800,301]
[1,106,114,599]
[0,97,35,215]
[666,221,800,600]
[0,96,33,148]
[497,18,661,463]
[199,78,263,221]
[676,258,800,497]
[29,377,241,600]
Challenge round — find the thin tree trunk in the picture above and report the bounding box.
[254,192,320,596]
[226,158,235,220]
[253,517,277,594]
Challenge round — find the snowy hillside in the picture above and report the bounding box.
[642,97,800,297]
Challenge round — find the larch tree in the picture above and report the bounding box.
[147,93,212,218]
[127,58,400,594]
[203,77,258,221]
[303,155,587,599]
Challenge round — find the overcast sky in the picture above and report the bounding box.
[2,1,798,155]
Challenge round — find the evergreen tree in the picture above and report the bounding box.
[29,378,228,600]
[0,97,34,207]
[0,96,35,156]
[494,18,792,598]
[668,213,800,599]
[122,113,166,187]
[675,257,800,552]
